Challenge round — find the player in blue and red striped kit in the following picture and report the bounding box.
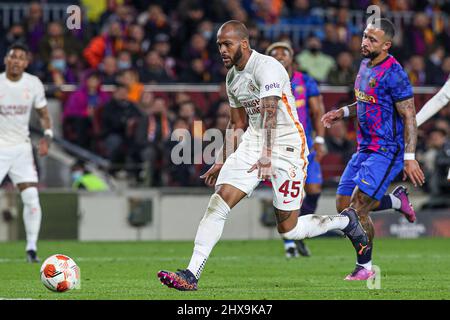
[322,18,425,280]
[266,41,327,258]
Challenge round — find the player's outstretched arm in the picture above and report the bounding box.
[416,77,450,127]
[36,106,53,156]
[395,97,425,187]
[321,101,357,128]
[248,96,278,180]
[201,107,247,187]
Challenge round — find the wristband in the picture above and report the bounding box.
[342,106,350,118]
[404,153,415,160]
[314,136,325,144]
[44,129,54,139]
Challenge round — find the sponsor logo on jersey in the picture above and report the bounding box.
[0,105,29,115]
[247,81,257,92]
[289,166,297,179]
[369,77,377,88]
[355,88,376,103]
[264,82,280,91]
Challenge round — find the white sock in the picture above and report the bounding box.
[281,214,349,240]
[187,193,231,280]
[389,194,401,210]
[357,261,372,270]
[21,188,42,252]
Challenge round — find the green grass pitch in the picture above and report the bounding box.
[0,238,449,300]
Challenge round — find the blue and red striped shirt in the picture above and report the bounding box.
[354,55,413,158]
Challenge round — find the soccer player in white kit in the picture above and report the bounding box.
[158,21,370,291]
[0,43,53,263]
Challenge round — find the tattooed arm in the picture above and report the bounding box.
[248,96,279,180]
[395,97,425,187]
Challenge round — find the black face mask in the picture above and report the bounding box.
[309,47,320,54]
[7,34,24,42]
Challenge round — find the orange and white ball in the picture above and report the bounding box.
[40,254,80,292]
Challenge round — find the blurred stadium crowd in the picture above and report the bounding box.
[0,0,448,196]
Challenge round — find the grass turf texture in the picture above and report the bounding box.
[0,238,449,300]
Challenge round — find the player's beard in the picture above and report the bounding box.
[361,48,381,61]
[227,45,243,69]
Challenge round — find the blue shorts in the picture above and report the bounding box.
[337,151,403,201]
[305,151,323,185]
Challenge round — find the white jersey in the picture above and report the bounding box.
[226,50,308,154]
[416,75,450,127]
[0,72,47,147]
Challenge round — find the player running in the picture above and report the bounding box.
[322,19,425,280]
[0,43,53,263]
[158,20,371,291]
[266,41,326,258]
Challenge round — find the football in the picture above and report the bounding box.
[40,254,80,292]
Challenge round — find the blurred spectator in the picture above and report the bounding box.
[404,13,435,57]
[0,24,26,59]
[335,7,359,43]
[180,58,212,83]
[116,50,133,70]
[138,4,171,43]
[177,1,206,44]
[197,20,215,47]
[181,33,214,74]
[213,102,231,135]
[101,83,143,177]
[407,55,428,86]
[441,57,450,80]
[136,94,172,186]
[101,4,135,33]
[325,119,355,164]
[327,51,356,86]
[22,1,46,54]
[284,0,323,25]
[119,69,144,103]
[38,21,82,65]
[98,0,120,28]
[165,118,198,186]
[348,34,363,69]
[44,48,78,91]
[139,50,173,83]
[249,0,284,24]
[125,24,150,66]
[83,21,125,68]
[425,45,447,85]
[420,128,449,196]
[63,72,111,149]
[322,23,348,57]
[296,36,335,83]
[99,56,119,85]
[152,33,177,79]
[71,161,109,191]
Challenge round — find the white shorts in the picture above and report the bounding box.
[216,141,308,211]
[0,143,38,185]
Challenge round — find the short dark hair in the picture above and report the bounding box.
[371,18,396,40]
[218,20,249,40]
[7,42,30,55]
